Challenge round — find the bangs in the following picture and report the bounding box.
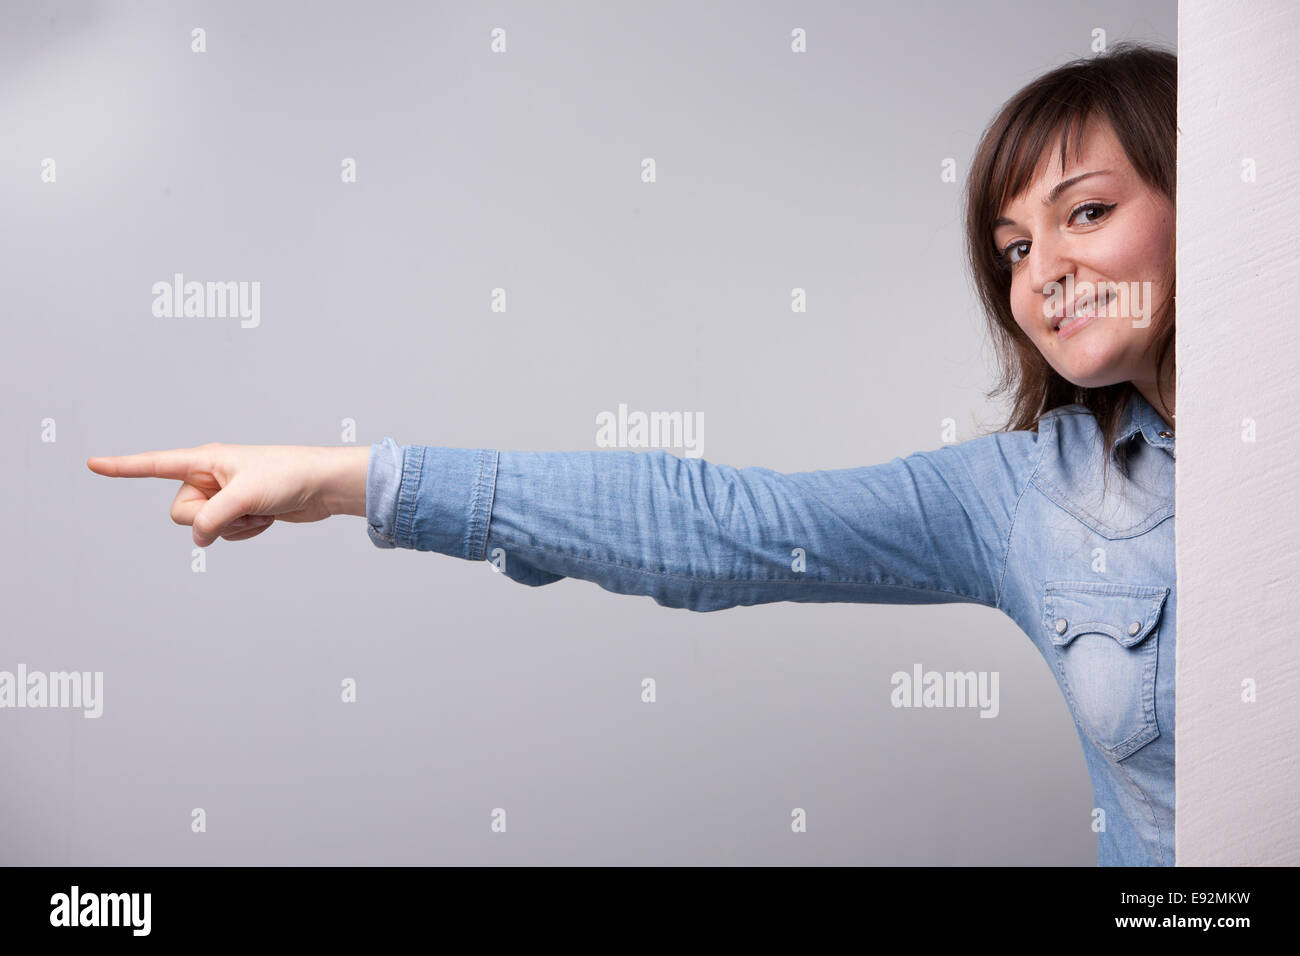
[990,103,1098,227]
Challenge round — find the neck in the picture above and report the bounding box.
[1132,379,1176,430]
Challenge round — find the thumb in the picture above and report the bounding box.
[192,483,254,547]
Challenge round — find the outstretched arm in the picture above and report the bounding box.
[365,435,1039,613]
[86,432,1038,613]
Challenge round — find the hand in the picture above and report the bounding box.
[86,442,370,547]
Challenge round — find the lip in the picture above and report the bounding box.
[1056,310,1096,340]
[1051,287,1112,335]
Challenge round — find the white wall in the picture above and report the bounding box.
[1178,0,1300,865]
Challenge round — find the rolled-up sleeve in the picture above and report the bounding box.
[367,439,497,557]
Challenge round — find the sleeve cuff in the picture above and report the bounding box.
[367,439,500,559]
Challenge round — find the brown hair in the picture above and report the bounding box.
[964,41,1176,487]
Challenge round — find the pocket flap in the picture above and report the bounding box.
[1043,581,1170,648]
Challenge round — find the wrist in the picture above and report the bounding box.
[316,445,370,517]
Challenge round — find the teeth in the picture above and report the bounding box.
[1058,290,1109,330]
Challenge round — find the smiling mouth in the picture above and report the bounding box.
[1054,288,1112,331]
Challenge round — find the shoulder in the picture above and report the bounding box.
[925,411,1055,483]
[890,418,1049,528]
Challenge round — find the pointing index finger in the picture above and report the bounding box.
[86,446,212,480]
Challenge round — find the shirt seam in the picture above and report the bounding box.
[1117,762,1167,866]
[465,449,500,561]
[394,444,425,549]
[994,414,1052,612]
[485,537,989,606]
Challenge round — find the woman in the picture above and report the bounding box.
[87,42,1178,866]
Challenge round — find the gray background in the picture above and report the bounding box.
[1,0,1175,864]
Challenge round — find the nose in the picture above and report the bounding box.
[1026,232,1076,307]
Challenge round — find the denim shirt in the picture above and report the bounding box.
[366,390,1176,866]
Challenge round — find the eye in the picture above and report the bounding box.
[1068,200,1116,226]
[995,202,1117,269]
[999,240,1031,266]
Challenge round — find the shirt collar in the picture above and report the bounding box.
[1112,389,1175,462]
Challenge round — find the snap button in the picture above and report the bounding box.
[1128,621,1141,636]
[1159,430,1173,438]
[1054,618,1068,634]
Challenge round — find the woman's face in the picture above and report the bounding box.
[993,116,1174,391]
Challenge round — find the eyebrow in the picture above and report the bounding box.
[993,169,1113,229]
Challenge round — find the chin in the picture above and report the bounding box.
[1055,364,1128,389]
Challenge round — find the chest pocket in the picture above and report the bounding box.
[1042,581,1171,762]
